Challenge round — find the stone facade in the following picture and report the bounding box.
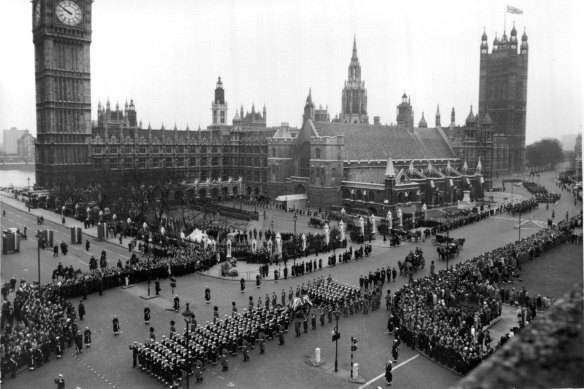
[479,25,529,172]
[33,0,93,187]
[338,37,368,124]
[267,90,484,213]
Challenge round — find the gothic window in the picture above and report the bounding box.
[299,141,310,177]
[368,191,375,202]
[343,189,351,199]
[315,148,321,159]
[272,149,276,157]
[355,190,363,201]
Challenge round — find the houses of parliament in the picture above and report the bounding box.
[32,0,528,211]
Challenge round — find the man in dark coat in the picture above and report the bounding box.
[78,300,86,320]
[385,360,393,386]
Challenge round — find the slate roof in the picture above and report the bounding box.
[313,122,456,160]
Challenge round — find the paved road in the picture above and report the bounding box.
[0,170,581,389]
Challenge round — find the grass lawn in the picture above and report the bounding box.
[515,242,583,299]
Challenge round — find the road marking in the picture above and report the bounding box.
[358,354,420,389]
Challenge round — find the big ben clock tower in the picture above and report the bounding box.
[32,0,93,188]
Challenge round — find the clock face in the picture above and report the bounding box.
[34,1,41,27]
[56,0,82,26]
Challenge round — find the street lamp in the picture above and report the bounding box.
[182,303,195,389]
[293,213,297,236]
[331,309,341,372]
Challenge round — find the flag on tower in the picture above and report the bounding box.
[507,5,523,14]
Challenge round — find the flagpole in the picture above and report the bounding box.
[504,2,507,33]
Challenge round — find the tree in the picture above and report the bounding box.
[526,138,564,168]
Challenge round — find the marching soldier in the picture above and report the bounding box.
[84,326,92,347]
[220,353,228,371]
[258,330,266,354]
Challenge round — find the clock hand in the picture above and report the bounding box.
[59,6,73,15]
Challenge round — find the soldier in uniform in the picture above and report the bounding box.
[311,312,317,330]
[205,286,211,304]
[281,289,286,306]
[130,342,139,367]
[84,326,92,347]
[173,295,180,312]
[385,360,393,386]
[220,353,228,371]
[258,329,266,354]
[78,300,86,320]
[240,277,246,293]
[319,308,325,326]
[54,374,66,389]
[278,323,285,345]
[241,337,250,361]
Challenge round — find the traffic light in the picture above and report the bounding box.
[351,337,358,351]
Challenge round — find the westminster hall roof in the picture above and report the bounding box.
[313,122,456,160]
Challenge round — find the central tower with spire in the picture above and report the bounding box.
[340,36,369,124]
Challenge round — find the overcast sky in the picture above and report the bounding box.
[0,0,582,145]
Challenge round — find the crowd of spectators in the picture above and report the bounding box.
[1,281,77,376]
[392,213,581,374]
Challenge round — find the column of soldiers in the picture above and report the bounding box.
[130,277,360,386]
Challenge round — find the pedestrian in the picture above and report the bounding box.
[144,305,151,324]
[256,274,261,288]
[54,244,59,257]
[78,300,85,320]
[392,267,397,282]
[232,301,237,317]
[311,312,317,330]
[74,330,83,354]
[385,290,391,311]
[205,286,211,304]
[149,327,155,341]
[295,319,302,337]
[240,277,246,293]
[303,314,308,333]
[85,239,90,251]
[84,326,92,347]
[281,289,286,306]
[319,308,325,326]
[155,279,161,295]
[119,233,123,244]
[113,315,120,335]
[385,360,393,386]
[54,374,65,389]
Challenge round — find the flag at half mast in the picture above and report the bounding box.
[507,5,523,14]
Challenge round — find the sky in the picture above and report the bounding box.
[0,0,582,146]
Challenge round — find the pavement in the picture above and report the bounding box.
[0,169,582,389]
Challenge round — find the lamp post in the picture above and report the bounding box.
[293,213,297,236]
[331,309,340,372]
[27,177,30,191]
[182,303,195,389]
[271,220,274,233]
[37,234,43,287]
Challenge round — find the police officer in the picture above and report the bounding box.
[385,360,393,386]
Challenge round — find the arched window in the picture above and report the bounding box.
[356,190,363,201]
[315,148,321,159]
[272,149,276,157]
[343,188,351,199]
[368,191,375,202]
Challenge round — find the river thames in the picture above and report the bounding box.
[0,168,35,188]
